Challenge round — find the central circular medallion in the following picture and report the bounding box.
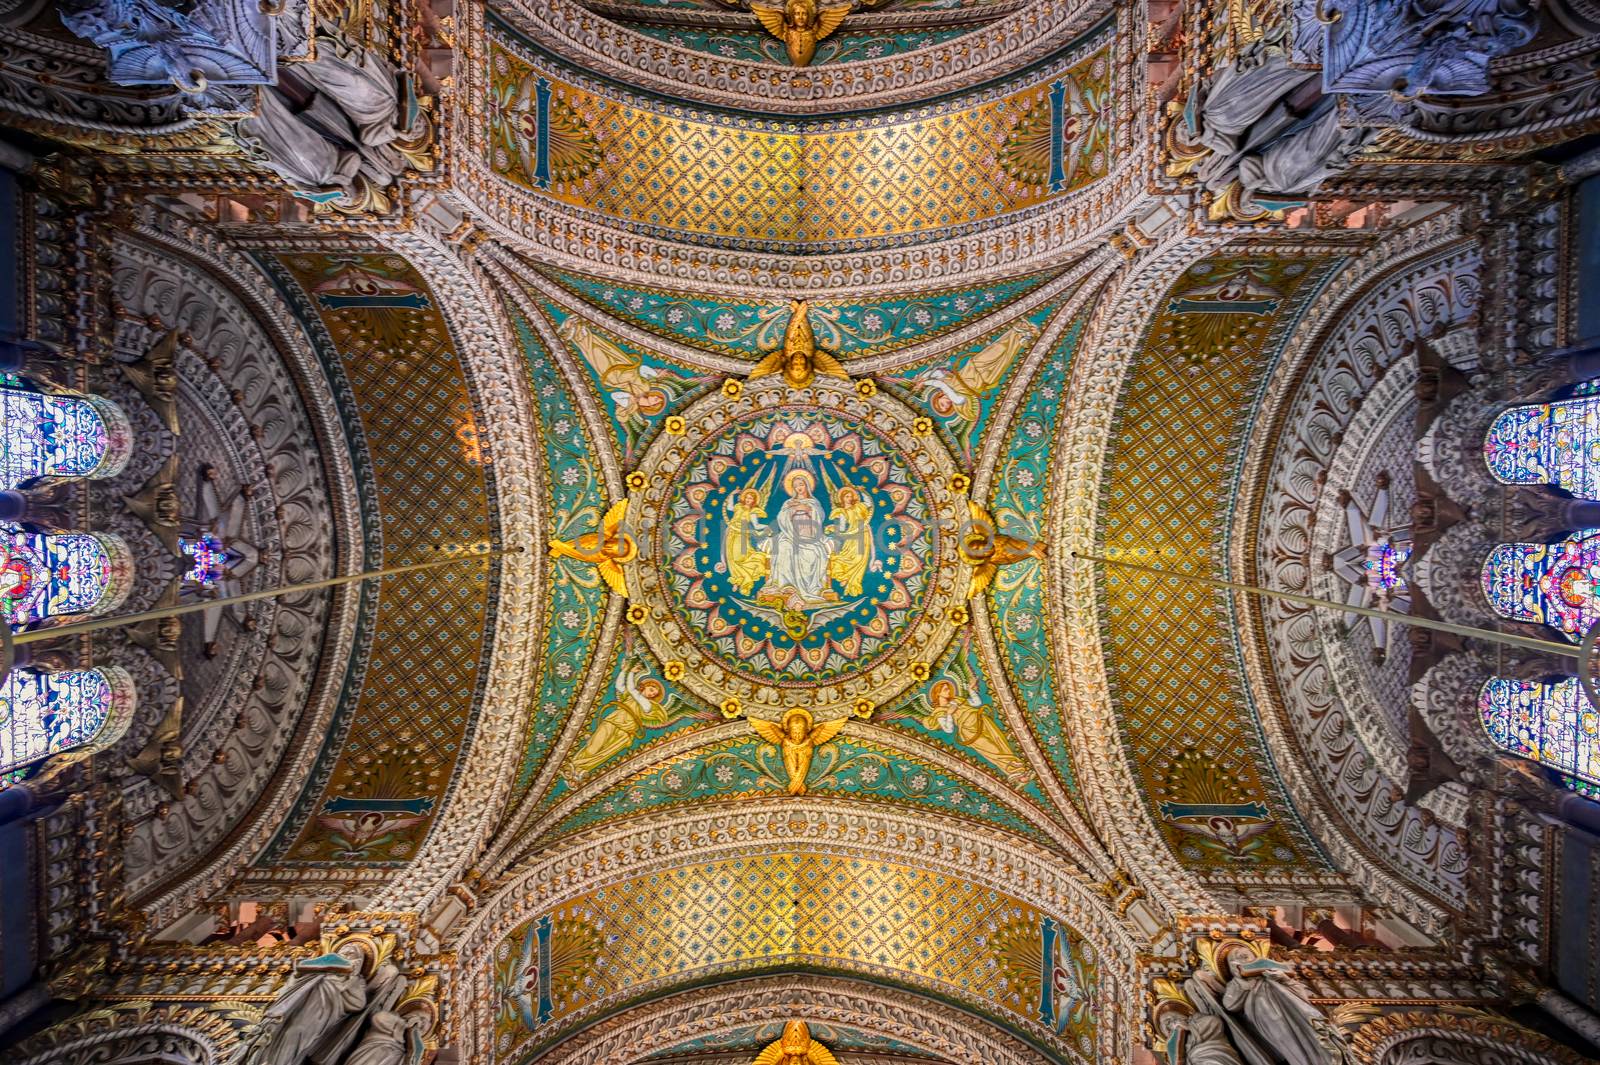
[632,376,966,719]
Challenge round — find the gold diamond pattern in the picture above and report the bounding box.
[1099,257,1333,869]
[487,39,1112,247]
[548,853,1044,1022]
[276,254,493,864]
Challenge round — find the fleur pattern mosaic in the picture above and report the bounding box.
[484,25,1113,250]
[539,266,1062,358]
[491,853,1096,1062]
[1099,257,1335,870]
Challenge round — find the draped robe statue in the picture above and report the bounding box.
[1221,960,1350,1065]
[246,953,368,1065]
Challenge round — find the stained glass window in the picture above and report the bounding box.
[1484,395,1600,500]
[1480,676,1600,790]
[0,530,132,628]
[0,386,131,489]
[180,533,229,587]
[0,666,135,780]
[1482,531,1600,642]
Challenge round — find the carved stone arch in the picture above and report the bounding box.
[469,0,1115,117]
[359,226,546,918]
[11,1004,240,1065]
[1231,211,1481,929]
[108,205,368,927]
[1048,229,1232,924]
[449,805,1138,1064]
[1354,1011,1592,1065]
[524,973,1047,1065]
[1414,518,1502,630]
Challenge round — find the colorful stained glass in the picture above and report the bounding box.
[1365,538,1411,592]
[0,666,134,779]
[1484,394,1600,500]
[1482,531,1600,642]
[181,533,229,587]
[0,530,131,628]
[0,386,130,489]
[1480,677,1600,788]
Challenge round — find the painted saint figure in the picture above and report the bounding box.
[724,488,771,597]
[926,678,1028,780]
[569,664,673,776]
[765,470,834,602]
[825,485,875,598]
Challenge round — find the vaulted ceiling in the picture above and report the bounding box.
[5,0,1600,1062]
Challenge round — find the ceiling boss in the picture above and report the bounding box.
[625,301,971,743]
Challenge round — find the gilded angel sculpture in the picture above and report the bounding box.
[749,708,846,796]
[960,501,1047,598]
[751,1,851,67]
[548,499,636,596]
[752,1020,840,1064]
[749,301,849,390]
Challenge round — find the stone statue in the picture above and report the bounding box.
[238,41,416,198]
[245,950,368,1065]
[315,960,406,1064]
[1184,972,1274,1065]
[1188,41,1370,209]
[1172,1012,1249,1065]
[343,1011,419,1065]
[1236,105,1373,205]
[1221,958,1352,1065]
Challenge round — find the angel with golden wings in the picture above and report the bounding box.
[749,300,849,390]
[959,501,1047,598]
[548,499,636,596]
[749,708,846,795]
[752,1,852,67]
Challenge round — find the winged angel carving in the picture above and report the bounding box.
[749,708,847,795]
[750,1,851,67]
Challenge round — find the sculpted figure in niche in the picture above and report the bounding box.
[243,943,408,1065]
[1156,942,1357,1065]
[244,948,368,1065]
[239,42,415,196]
[1221,958,1352,1065]
[345,1010,425,1065]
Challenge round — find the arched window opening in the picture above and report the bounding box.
[1480,676,1600,798]
[0,530,133,629]
[1481,531,1600,642]
[0,383,131,489]
[0,665,135,783]
[1485,392,1600,500]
